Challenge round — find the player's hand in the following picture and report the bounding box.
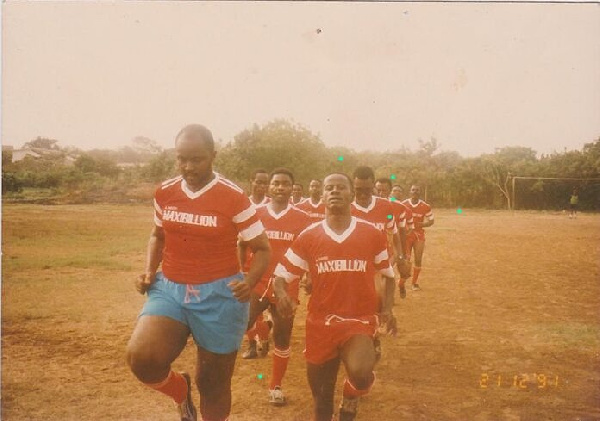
[276,294,296,319]
[397,258,412,279]
[228,280,252,303]
[135,272,156,295]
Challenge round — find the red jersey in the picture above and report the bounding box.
[351,196,397,234]
[251,204,312,291]
[390,199,414,230]
[401,199,433,236]
[154,173,264,284]
[250,195,271,206]
[274,217,394,319]
[296,198,326,223]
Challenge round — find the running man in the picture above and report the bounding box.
[273,172,395,421]
[297,179,326,223]
[239,168,312,406]
[401,185,434,291]
[126,124,271,421]
[375,178,414,298]
[249,169,271,205]
[352,168,403,336]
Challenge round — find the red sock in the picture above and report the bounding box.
[412,266,422,285]
[343,372,375,398]
[145,370,188,404]
[269,347,291,389]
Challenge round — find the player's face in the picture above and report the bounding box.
[391,186,403,201]
[410,185,421,200]
[323,175,354,213]
[251,173,269,196]
[354,178,374,207]
[292,184,303,200]
[375,182,391,198]
[176,136,216,190]
[270,174,293,204]
[308,180,322,199]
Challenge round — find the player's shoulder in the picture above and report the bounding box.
[214,173,246,195]
[159,175,183,190]
[354,216,383,233]
[297,220,324,238]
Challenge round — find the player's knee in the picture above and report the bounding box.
[125,345,167,380]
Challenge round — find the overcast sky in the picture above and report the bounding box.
[2,1,599,157]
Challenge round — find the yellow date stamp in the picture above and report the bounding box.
[479,373,560,389]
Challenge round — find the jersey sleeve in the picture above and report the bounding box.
[385,202,398,234]
[404,206,414,230]
[273,234,310,283]
[424,204,434,222]
[153,189,164,227]
[232,196,265,241]
[374,230,394,278]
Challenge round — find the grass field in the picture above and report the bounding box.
[2,204,599,420]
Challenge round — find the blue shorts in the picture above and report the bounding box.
[140,272,249,354]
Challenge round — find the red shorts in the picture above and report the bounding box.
[405,230,426,259]
[304,313,378,365]
[253,276,299,305]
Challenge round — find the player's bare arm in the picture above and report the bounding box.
[273,276,296,318]
[135,225,165,295]
[379,275,396,323]
[229,232,271,302]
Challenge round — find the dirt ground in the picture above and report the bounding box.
[2,205,599,420]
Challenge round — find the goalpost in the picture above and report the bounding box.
[511,176,600,210]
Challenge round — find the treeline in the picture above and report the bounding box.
[3,120,599,210]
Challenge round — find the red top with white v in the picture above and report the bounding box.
[251,203,312,288]
[401,199,433,236]
[274,217,394,318]
[297,198,326,223]
[351,197,397,234]
[154,173,264,284]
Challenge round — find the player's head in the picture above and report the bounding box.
[292,183,304,202]
[375,178,392,199]
[250,169,269,197]
[323,172,354,215]
[308,179,322,200]
[175,124,216,189]
[391,184,404,201]
[352,166,375,207]
[269,167,294,204]
[410,184,421,200]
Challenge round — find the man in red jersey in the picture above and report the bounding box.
[375,178,414,298]
[239,168,312,406]
[249,169,271,205]
[274,173,395,421]
[126,124,271,421]
[297,179,326,223]
[351,167,403,336]
[291,182,306,205]
[401,184,434,291]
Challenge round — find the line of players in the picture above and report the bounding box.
[240,167,434,419]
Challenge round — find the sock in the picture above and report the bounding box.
[269,347,291,389]
[412,266,422,285]
[398,278,407,288]
[343,372,375,398]
[145,370,188,404]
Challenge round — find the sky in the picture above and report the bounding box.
[1,1,599,158]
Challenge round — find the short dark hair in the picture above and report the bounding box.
[375,178,392,188]
[353,166,375,181]
[324,172,354,192]
[293,183,303,189]
[310,179,322,185]
[269,167,295,185]
[175,124,215,152]
[392,184,403,190]
[251,169,269,179]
